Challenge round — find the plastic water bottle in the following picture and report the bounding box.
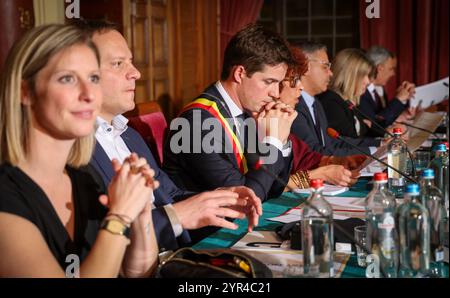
[365,172,399,278]
[397,184,431,277]
[387,128,408,198]
[419,169,447,276]
[301,179,334,278]
[429,143,449,217]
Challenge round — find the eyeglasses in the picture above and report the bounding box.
[309,59,332,70]
[281,76,300,88]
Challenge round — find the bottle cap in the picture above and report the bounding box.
[373,172,388,182]
[310,179,324,189]
[392,127,402,134]
[405,184,420,195]
[433,144,447,152]
[421,168,435,179]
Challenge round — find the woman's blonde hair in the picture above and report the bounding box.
[0,24,100,167]
[329,48,373,105]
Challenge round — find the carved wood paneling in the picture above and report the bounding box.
[0,0,35,71]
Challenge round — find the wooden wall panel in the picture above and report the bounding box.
[171,0,220,116]
[74,0,219,121]
[124,0,172,117]
[129,0,151,104]
[0,0,35,71]
[150,2,170,115]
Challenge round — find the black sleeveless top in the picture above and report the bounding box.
[0,163,107,269]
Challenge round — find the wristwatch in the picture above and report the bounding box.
[100,218,131,240]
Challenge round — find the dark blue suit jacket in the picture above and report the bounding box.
[291,95,374,157]
[317,90,380,147]
[163,84,292,202]
[90,126,193,252]
[359,89,407,129]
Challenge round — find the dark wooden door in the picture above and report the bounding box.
[0,0,35,71]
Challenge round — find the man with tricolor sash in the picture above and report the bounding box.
[74,20,263,250]
[164,24,296,210]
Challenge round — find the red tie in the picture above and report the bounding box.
[373,90,383,111]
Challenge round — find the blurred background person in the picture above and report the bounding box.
[291,42,378,157]
[360,46,416,135]
[318,48,381,148]
[278,46,361,189]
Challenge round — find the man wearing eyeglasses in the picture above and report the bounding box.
[291,42,377,157]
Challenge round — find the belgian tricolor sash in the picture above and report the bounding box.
[181,98,248,174]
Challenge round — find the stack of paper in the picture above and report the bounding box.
[266,196,366,223]
[410,77,448,109]
[406,112,446,151]
[293,183,348,196]
[231,231,350,277]
[359,162,385,177]
[325,197,366,219]
[355,145,388,177]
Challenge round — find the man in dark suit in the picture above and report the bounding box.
[83,21,262,250]
[359,46,416,134]
[291,42,378,157]
[163,24,296,203]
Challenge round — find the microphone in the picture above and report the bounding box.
[326,127,418,184]
[247,154,390,277]
[394,121,440,139]
[345,100,417,177]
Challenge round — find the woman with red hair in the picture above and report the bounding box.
[279,46,364,190]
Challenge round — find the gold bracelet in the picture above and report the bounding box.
[297,172,304,188]
[106,213,132,227]
[291,173,299,188]
[299,171,310,188]
[305,171,311,187]
[291,172,302,189]
[292,171,310,189]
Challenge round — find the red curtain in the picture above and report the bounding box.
[359,0,449,97]
[220,0,264,65]
[0,0,35,72]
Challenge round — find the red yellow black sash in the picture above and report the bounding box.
[181,98,248,174]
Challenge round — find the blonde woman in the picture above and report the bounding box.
[0,24,158,277]
[317,48,380,147]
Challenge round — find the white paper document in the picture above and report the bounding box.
[231,231,350,277]
[410,77,449,109]
[266,197,366,224]
[359,162,385,177]
[356,110,445,175]
[406,112,446,151]
[293,184,348,196]
[355,144,388,175]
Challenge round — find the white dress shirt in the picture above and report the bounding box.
[367,83,378,103]
[302,91,325,146]
[95,115,183,237]
[303,91,376,154]
[374,85,385,98]
[215,81,292,157]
